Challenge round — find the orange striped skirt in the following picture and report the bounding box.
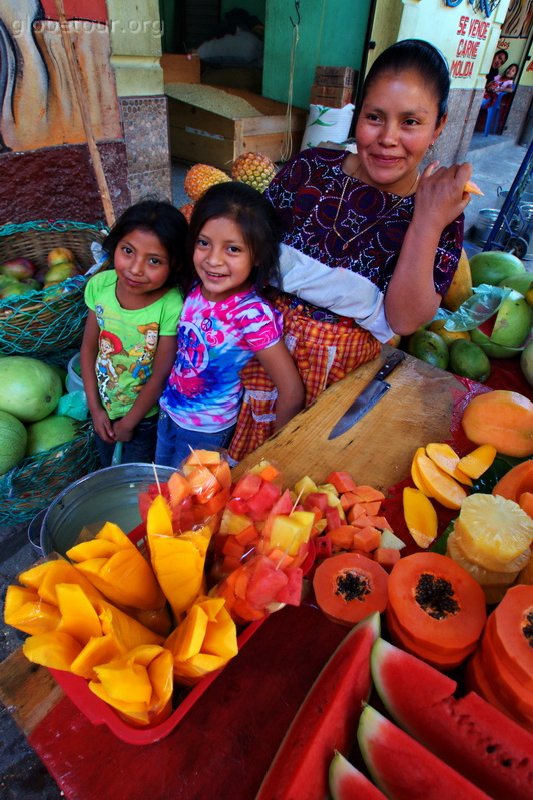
[228,298,381,462]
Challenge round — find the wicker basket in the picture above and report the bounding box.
[0,219,107,356]
[0,421,98,527]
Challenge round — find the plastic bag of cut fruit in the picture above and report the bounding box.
[207,458,317,624]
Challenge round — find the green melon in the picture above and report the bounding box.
[449,340,491,383]
[408,330,449,370]
[490,290,532,347]
[499,274,533,296]
[469,251,525,287]
[25,415,77,456]
[0,357,63,422]
[469,327,524,358]
[521,340,533,387]
[0,410,28,475]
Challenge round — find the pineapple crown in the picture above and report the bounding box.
[184,181,282,297]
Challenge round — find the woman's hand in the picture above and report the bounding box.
[413,161,472,233]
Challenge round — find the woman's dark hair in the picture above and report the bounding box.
[185,181,281,295]
[492,49,509,64]
[103,199,188,292]
[360,39,450,123]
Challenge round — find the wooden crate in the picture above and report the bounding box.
[160,53,201,83]
[310,84,354,108]
[165,84,307,169]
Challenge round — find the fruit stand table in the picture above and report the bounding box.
[0,349,515,799]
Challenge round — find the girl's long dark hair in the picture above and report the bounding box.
[185,181,281,296]
[103,199,188,293]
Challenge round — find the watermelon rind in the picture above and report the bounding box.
[329,750,386,800]
[371,637,533,800]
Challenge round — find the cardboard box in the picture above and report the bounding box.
[160,53,200,84]
[314,66,356,87]
[310,84,354,108]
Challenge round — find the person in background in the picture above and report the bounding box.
[156,182,304,468]
[228,38,471,462]
[483,63,519,135]
[486,49,509,84]
[81,200,187,467]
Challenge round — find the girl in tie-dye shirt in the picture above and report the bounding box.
[156,182,304,467]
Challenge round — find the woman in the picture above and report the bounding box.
[228,38,471,462]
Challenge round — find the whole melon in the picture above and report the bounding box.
[25,415,77,456]
[449,340,491,383]
[408,330,449,370]
[469,251,525,287]
[521,340,533,387]
[0,357,63,422]
[0,409,28,475]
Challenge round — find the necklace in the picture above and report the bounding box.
[332,170,420,251]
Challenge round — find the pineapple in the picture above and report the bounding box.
[231,152,277,193]
[184,164,230,202]
[455,494,533,571]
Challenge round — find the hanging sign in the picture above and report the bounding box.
[444,1,501,19]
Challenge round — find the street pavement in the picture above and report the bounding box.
[0,133,530,800]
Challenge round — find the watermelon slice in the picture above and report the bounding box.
[358,705,489,799]
[371,637,533,799]
[329,751,386,799]
[256,612,380,800]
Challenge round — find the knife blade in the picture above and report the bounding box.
[328,350,406,439]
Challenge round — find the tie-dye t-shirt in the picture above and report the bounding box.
[160,285,283,432]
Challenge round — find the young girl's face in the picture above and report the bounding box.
[504,65,517,80]
[193,216,254,302]
[114,228,171,306]
[355,68,446,196]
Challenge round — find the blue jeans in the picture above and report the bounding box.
[94,414,159,468]
[155,409,236,469]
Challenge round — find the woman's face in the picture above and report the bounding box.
[355,69,446,196]
[492,51,508,69]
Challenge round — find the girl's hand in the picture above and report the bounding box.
[91,407,115,443]
[112,417,135,443]
[413,161,472,233]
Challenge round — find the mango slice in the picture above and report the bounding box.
[403,486,438,548]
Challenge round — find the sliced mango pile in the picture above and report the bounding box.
[405,442,497,548]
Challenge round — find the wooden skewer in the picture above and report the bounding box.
[151,462,162,494]
[54,0,116,226]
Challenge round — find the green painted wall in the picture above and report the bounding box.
[263,0,373,108]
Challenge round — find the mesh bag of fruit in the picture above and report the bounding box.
[0,420,98,526]
[0,219,107,356]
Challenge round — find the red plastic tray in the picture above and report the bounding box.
[49,524,316,744]
[49,617,263,745]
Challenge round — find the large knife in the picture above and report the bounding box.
[328,350,406,440]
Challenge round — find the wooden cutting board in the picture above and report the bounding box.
[234,345,466,490]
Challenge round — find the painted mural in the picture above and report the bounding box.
[0,0,121,153]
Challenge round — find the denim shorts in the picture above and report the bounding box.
[94,414,159,468]
[155,409,236,469]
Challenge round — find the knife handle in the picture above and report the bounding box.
[374,349,406,382]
